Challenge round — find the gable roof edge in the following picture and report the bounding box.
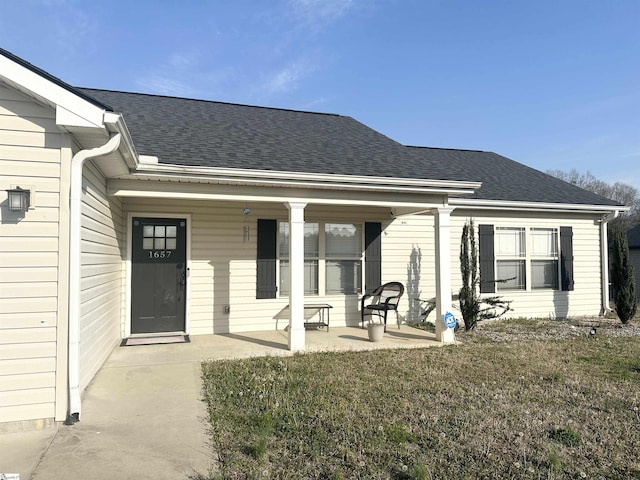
[0,48,110,128]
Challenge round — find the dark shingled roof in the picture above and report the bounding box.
[407,146,620,205]
[80,88,456,180]
[78,88,620,207]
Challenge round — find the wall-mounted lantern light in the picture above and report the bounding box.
[7,187,31,213]
[242,206,251,243]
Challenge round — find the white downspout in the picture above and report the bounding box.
[67,133,122,424]
[600,210,619,316]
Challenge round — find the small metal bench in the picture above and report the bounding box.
[303,303,333,331]
[360,282,404,332]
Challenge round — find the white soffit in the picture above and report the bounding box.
[56,105,102,129]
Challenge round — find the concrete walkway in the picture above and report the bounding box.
[2,326,440,479]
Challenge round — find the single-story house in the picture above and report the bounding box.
[0,47,624,429]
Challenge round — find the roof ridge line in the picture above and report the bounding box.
[78,87,342,117]
[406,145,487,153]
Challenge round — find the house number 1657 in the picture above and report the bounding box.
[148,250,172,259]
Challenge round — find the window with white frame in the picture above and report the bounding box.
[278,221,362,296]
[495,227,526,290]
[279,222,319,295]
[325,223,362,294]
[530,228,559,289]
[495,227,560,291]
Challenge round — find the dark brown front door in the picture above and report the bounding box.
[131,217,187,334]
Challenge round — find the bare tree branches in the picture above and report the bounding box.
[547,169,640,229]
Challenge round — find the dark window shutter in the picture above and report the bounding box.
[364,222,382,294]
[256,219,277,299]
[560,226,574,291]
[479,224,495,293]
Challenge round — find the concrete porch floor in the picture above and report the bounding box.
[6,325,442,480]
[108,324,441,366]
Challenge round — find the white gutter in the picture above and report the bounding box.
[126,171,479,196]
[104,112,139,169]
[450,197,627,214]
[600,210,619,315]
[134,163,482,193]
[67,133,122,424]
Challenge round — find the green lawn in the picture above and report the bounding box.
[202,320,640,479]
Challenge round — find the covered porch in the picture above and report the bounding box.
[108,167,481,351]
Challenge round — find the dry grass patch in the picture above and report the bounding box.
[202,320,640,479]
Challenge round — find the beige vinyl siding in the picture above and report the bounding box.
[78,160,124,392]
[380,214,435,324]
[0,84,62,424]
[124,199,391,333]
[122,195,606,334]
[381,210,605,322]
[448,210,604,319]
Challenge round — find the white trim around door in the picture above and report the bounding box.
[125,212,192,337]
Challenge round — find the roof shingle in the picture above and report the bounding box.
[79,87,620,207]
[407,146,620,205]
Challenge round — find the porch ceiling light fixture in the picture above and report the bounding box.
[7,187,30,213]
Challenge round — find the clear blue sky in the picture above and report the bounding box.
[2,0,639,188]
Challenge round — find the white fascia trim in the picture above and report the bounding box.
[110,188,447,209]
[103,112,139,169]
[0,53,105,128]
[139,155,159,164]
[134,164,481,195]
[450,197,628,214]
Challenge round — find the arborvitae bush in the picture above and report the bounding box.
[610,227,637,324]
[459,219,511,330]
[459,220,481,330]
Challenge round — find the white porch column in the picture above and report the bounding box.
[286,202,307,352]
[434,206,456,343]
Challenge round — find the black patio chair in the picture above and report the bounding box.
[360,282,405,332]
